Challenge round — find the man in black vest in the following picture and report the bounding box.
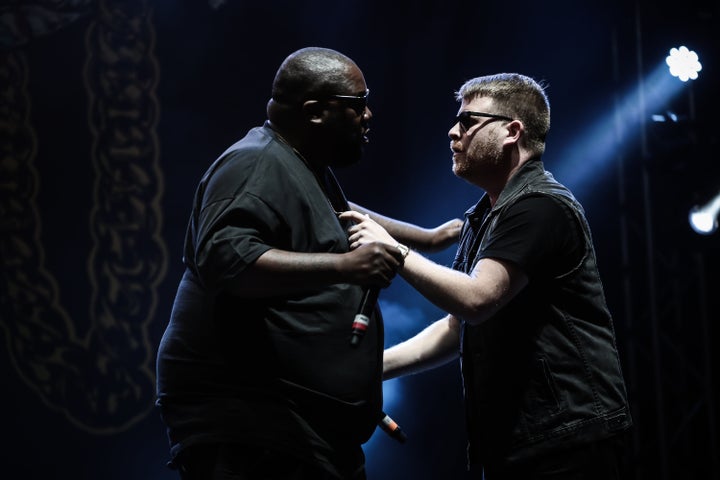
[342,73,632,480]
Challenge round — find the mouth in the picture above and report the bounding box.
[451,147,465,164]
[362,127,370,144]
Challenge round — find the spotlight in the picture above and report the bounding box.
[689,191,720,235]
[650,111,681,123]
[666,46,702,82]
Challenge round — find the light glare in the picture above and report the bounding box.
[688,192,720,235]
[666,46,702,82]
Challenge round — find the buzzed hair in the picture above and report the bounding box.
[456,73,550,156]
[272,47,358,104]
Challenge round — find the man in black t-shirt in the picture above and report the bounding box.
[155,47,462,480]
[342,73,631,479]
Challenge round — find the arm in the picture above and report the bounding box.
[398,251,527,326]
[191,188,405,298]
[225,242,405,298]
[349,202,463,253]
[340,210,528,325]
[384,314,461,379]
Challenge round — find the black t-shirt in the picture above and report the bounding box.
[156,125,382,478]
[478,194,585,279]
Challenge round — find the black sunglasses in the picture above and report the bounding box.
[456,111,513,132]
[325,89,370,115]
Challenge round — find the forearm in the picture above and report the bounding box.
[224,249,347,297]
[399,251,521,325]
[349,202,459,253]
[224,242,403,297]
[383,315,461,380]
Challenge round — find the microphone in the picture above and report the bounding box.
[350,287,379,347]
[378,411,407,443]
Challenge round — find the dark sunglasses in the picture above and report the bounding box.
[325,89,370,115]
[456,111,513,132]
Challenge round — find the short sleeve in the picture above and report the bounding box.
[479,195,584,278]
[192,191,282,288]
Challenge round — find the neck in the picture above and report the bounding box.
[268,121,325,173]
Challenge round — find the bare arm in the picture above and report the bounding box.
[225,242,404,297]
[340,210,528,325]
[349,202,463,253]
[400,253,527,325]
[384,314,461,379]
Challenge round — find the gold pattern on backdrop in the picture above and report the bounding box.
[0,0,167,434]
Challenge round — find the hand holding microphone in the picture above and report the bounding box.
[339,211,408,347]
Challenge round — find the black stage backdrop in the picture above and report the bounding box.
[1,1,718,479]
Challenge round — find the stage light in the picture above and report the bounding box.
[666,46,702,82]
[688,191,720,235]
[651,111,680,123]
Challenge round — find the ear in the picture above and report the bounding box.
[503,119,524,146]
[301,100,326,125]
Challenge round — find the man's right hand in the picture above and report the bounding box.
[341,242,404,288]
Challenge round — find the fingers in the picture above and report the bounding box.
[345,215,391,249]
[349,242,404,288]
[347,227,364,249]
[428,217,464,250]
[376,249,404,288]
[338,210,368,224]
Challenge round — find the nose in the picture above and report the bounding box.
[448,123,461,140]
[363,106,373,120]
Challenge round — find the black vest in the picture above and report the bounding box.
[454,159,631,468]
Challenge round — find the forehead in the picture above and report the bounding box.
[460,96,495,112]
[343,64,367,93]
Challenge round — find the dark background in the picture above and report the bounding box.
[1,0,718,478]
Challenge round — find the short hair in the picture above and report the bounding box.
[456,73,550,156]
[272,47,358,104]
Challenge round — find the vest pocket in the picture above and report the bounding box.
[523,357,567,429]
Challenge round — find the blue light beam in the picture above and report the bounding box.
[553,61,688,194]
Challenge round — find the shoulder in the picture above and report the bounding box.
[211,128,304,182]
[502,193,574,228]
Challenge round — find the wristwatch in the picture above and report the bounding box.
[396,243,410,260]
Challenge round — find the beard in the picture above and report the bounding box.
[453,134,505,183]
[331,139,364,167]
[325,127,366,168]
